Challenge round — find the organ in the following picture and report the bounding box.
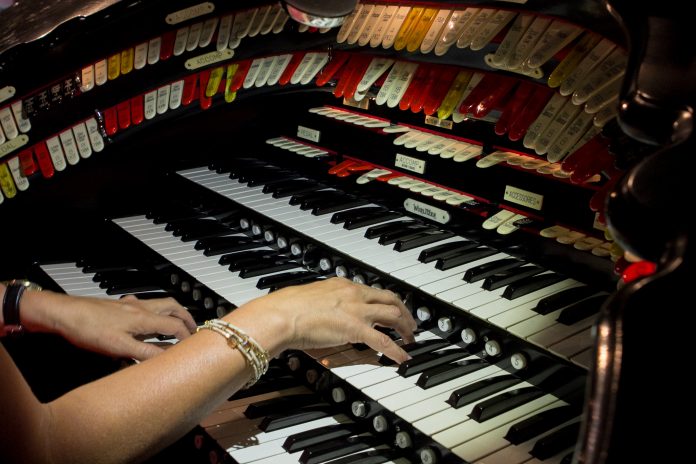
[0,1,691,463]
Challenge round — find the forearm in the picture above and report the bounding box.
[44,302,285,464]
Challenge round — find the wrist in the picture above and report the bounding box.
[2,279,44,335]
[222,300,290,359]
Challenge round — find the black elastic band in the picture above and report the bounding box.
[3,281,26,327]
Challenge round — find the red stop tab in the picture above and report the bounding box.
[278,53,305,86]
[33,142,55,178]
[230,60,252,92]
[315,51,349,87]
[18,148,37,176]
[116,100,131,130]
[131,95,144,125]
[182,74,198,106]
[103,106,118,136]
[160,31,175,61]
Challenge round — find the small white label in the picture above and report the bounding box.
[504,185,544,210]
[166,2,215,25]
[424,115,453,130]
[404,198,451,224]
[297,125,320,143]
[0,86,15,103]
[395,153,426,174]
[184,49,234,70]
[0,134,28,160]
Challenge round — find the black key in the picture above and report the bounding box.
[556,294,606,325]
[289,190,320,206]
[300,191,349,210]
[313,198,370,216]
[447,374,522,408]
[219,249,277,267]
[257,270,321,289]
[200,237,262,256]
[97,270,167,289]
[266,179,320,197]
[378,224,432,245]
[397,348,471,377]
[435,248,499,271]
[463,258,525,283]
[469,386,545,422]
[416,358,488,389]
[209,157,258,174]
[394,230,455,252]
[535,285,598,315]
[331,206,388,224]
[82,260,138,273]
[93,268,148,285]
[344,211,402,230]
[378,338,451,366]
[561,452,575,464]
[259,405,334,432]
[300,434,381,464]
[236,165,284,182]
[283,422,364,452]
[244,170,298,187]
[151,207,208,225]
[530,421,581,460]
[167,217,220,234]
[227,161,272,179]
[244,393,325,418]
[364,220,419,239]
[107,283,164,295]
[180,222,235,242]
[239,260,300,278]
[122,291,172,300]
[195,235,246,251]
[505,405,581,444]
[418,240,479,263]
[502,273,566,300]
[481,265,545,291]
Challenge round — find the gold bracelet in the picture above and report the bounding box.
[198,319,270,389]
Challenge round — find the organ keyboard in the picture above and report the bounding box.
[1,0,690,463]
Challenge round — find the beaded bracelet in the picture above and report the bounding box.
[198,319,270,389]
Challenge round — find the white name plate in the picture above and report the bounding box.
[395,153,425,174]
[504,185,544,210]
[404,198,451,224]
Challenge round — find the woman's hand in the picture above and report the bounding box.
[231,277,418,363]
[23,291,196,361]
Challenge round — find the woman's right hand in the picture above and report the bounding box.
[228,277,417,363]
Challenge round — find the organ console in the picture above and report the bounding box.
[1,0,691,463]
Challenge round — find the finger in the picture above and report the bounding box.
[143,314,193,341]
[358,324,410,364]
[363,303,416,345]
[120,294,138,301]
[362,287,417,331]
[166,307,197,333]
[142,298,197,333]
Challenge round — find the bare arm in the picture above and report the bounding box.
[1,278,416,464]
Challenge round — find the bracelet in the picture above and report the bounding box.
[2,279,42,335]
[197,319,270,389]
